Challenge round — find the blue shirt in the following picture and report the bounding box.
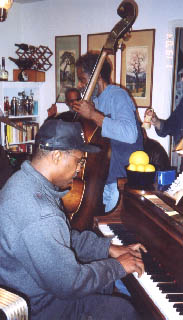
[93,85,143,183]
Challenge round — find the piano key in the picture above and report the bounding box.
[99,223,183,320]
[110,224,137,245]
[174,303,183,312]
[174,306,183,312]
[98,224,115,237]
[150,274,174,282]
[158,283,182,293]
[166,294,183,302]
[98,224,123,245]
[133,271,183,319]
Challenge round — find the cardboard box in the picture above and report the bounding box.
[13,69,45,82]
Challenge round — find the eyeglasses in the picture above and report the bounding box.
[67,153,87,168]
[67,98,80,103]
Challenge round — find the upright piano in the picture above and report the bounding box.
[96,178,183,320]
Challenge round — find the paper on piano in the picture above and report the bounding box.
[170,189,183,206]
[165,171,183,205]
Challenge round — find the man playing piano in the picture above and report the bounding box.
[0,119,145,320]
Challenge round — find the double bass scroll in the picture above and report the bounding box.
[83,1,137,102]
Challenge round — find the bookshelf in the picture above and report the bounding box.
[0,82,42,153]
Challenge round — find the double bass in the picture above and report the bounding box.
[62,0,138,231]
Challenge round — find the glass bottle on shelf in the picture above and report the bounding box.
[4,96,10,117]
[24,97,29,116]
[0,57,8,81]
[17,91,25,116]
[16,98,22,116]
[28,96,34,115]
[10,97,17,116]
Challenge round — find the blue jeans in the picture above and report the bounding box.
[103,183,131,297]
[103,182,119,212]
[33,284,137,320]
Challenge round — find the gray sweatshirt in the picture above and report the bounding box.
[0,161,126,319]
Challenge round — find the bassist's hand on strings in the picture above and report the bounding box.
[72,100,104,127]
[72,100,95,118]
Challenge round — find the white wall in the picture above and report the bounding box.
[0,3,22,71]
[1,0,183,153]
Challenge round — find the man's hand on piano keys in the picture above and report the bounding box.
[109,243,147,258]
[109,243,147,278]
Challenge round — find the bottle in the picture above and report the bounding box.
[24,97,29,116]
[11,97,17,116]
[15,43,36,52]
[0,57,8,81]
[28,96,34,115]
[8,57,34,70]
[16,98,22,116]
[18,91,25,116]
[33,100,38,115]
[141,108,153,130]
[4,96,10,117]
[29,45,36,52]
[15,43,29,51]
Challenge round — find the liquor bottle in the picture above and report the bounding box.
[4,96,10,117]
[0,57,8,81]
[28,96,34,115]
[24,97,29,116]
[11,97,17,116]
[17,91,25,116]
[15,43,29,51]
[15,43,36,52]
[16,99,21,116]
[29,45,36,52]
[8,57,34,70]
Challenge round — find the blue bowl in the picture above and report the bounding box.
[126,168,156,189]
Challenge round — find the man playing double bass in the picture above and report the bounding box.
[73,52,143,213]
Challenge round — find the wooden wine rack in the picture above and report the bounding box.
[15,45,53,71]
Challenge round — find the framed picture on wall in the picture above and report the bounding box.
[87,32,116,83]
[170,27,183,171]
[121,29,155,108]
[55,35,81,103]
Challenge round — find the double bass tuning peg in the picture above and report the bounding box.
[123,29,132,41]
[117,28,132,50]
[117,39,126,51]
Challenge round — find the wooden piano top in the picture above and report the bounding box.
[122,183,183,287]
[94,178,183,287]
[93,178,127,226]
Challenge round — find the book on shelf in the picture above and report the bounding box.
[5,121,39,145]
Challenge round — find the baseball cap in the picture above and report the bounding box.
[35,119,100,153]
